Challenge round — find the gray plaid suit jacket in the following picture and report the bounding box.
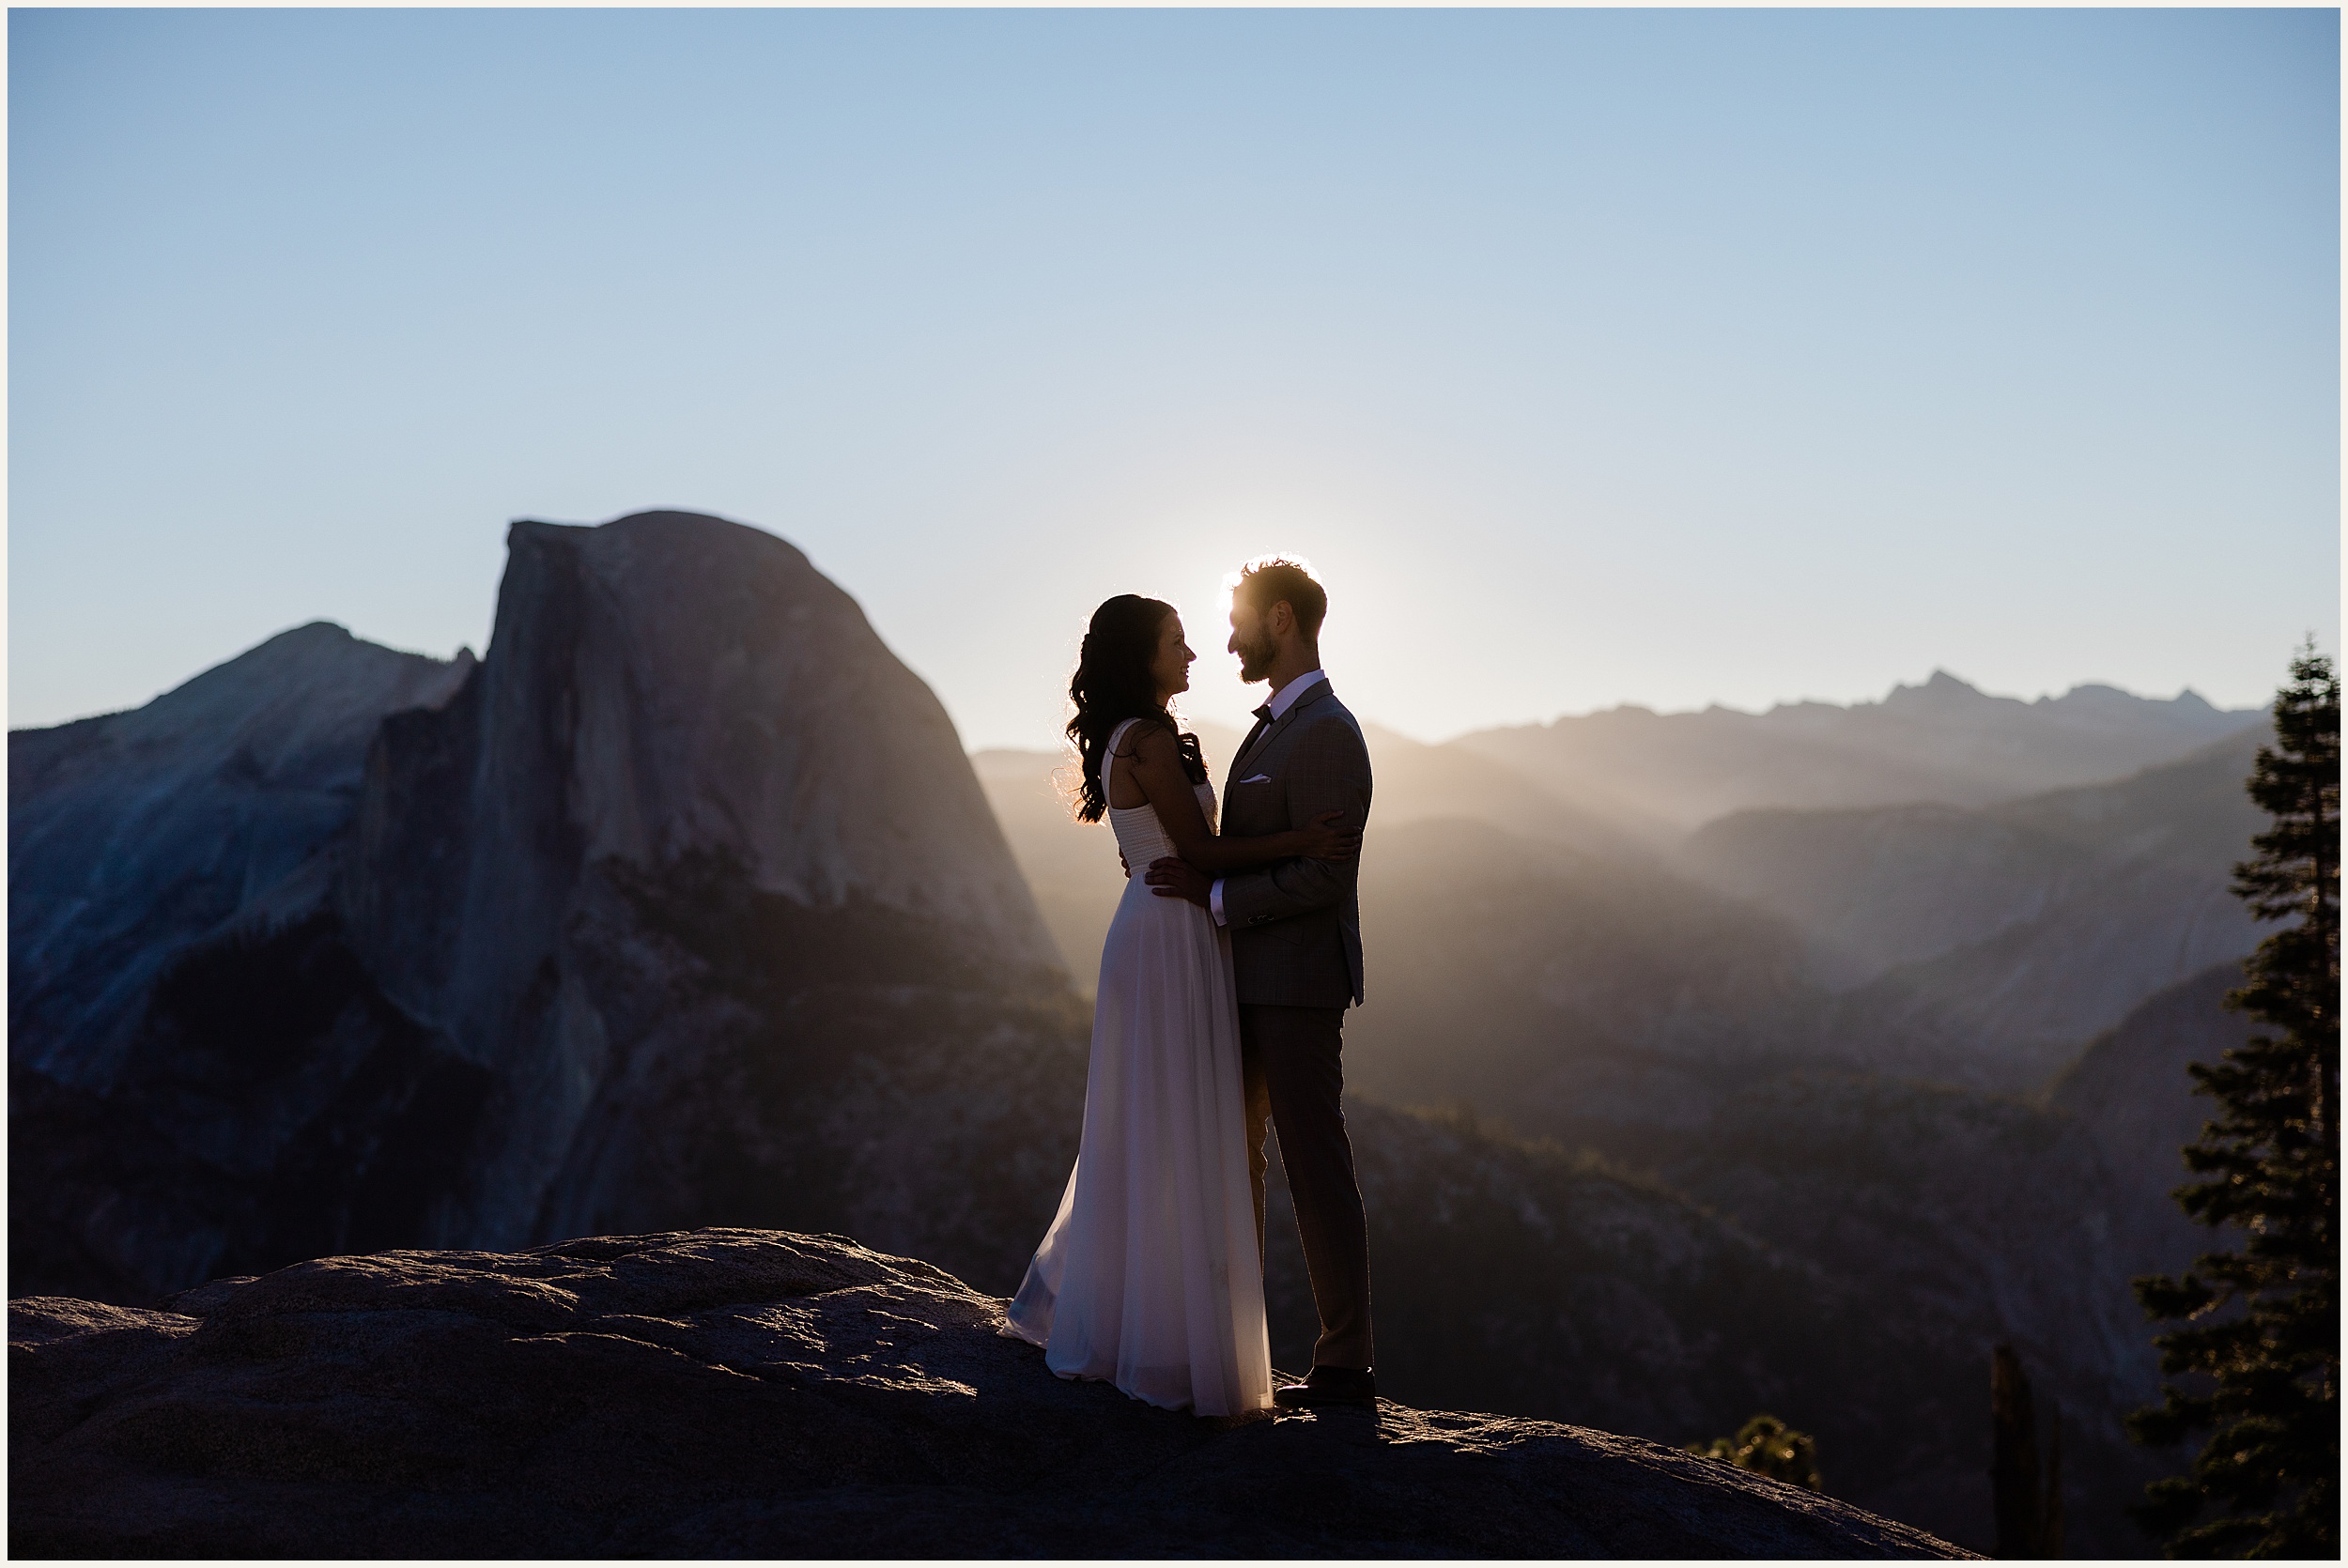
[1218,676,1371,1008]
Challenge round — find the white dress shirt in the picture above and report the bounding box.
[1210,669,1329,928]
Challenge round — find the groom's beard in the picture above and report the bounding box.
[1233,631,1276,684]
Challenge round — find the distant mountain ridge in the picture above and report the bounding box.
[10,624,476,1093]
[1674,730,2266,1089]
[1455,669,2261,834]
[976,670,2255,988]
[1684,725,2263,1020]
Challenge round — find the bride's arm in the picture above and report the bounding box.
[1124,726,1358,873]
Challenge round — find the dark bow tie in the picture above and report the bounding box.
[1235,704,1276,769]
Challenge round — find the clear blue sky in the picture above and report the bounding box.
[10,8,2339,747]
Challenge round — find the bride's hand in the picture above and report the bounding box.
[1295,810,1362,861]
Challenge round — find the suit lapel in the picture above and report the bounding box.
[1226,715,1273,790]
[1234,677,1331,776]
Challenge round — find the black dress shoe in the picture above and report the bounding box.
[1274,1365,1377,1407]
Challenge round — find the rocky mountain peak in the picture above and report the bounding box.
[9,622,472,1091]
[1908,668,1987,700]
[478,510,1049,945]
[13,508,1077,1299]
[343,510,1062,1075]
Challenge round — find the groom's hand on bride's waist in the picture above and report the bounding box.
[1144,856,1213,908]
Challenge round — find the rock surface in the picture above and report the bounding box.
[8,1229,1970,1559]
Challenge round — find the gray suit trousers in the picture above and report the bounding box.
[1240,1002,1374,1372]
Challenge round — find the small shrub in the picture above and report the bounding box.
[1688,1413,1822,1490]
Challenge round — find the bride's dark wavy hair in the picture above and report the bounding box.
[1067,594,1208,823]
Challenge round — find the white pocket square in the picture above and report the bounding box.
[1238,774,1273,784]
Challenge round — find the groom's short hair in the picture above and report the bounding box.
[1235,559,1327,639]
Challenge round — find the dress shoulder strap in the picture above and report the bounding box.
[1103,717,1143,808]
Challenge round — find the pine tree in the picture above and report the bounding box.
[2128,642,2339,1558]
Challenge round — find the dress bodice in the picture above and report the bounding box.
[1104,718,1216,872]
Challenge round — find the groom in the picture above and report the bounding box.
[1145,558,1377,1408]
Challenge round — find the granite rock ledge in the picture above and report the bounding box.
[9,1227,1973,1558]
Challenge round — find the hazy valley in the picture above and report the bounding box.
[975,667,2268,1553]
[12,511,2272,1556]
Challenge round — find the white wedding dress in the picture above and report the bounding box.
[1002,718,1274,1416]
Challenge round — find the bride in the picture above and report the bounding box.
[1002,593,1358,1416]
